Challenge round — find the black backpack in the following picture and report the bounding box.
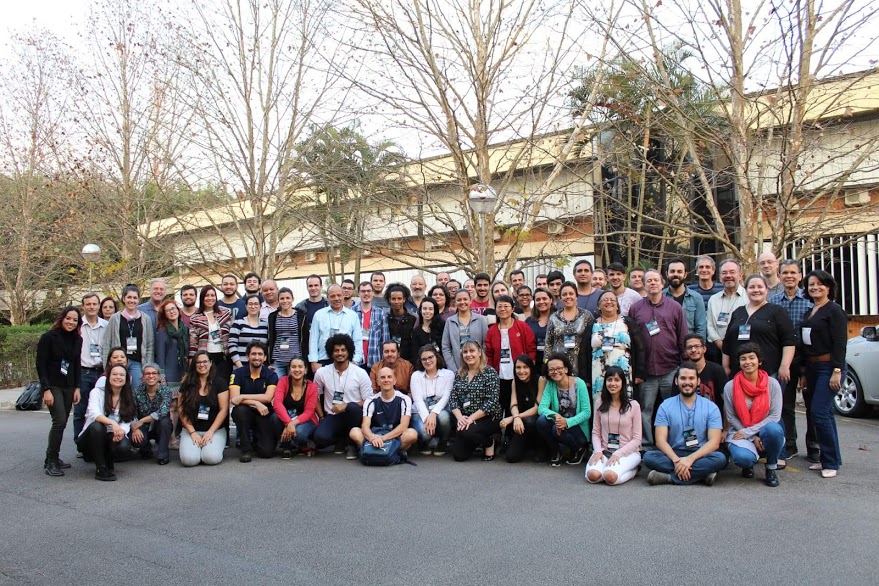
[16,382,43,411]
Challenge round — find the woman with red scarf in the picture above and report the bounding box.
[723,342,785,487]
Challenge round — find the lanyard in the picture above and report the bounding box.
[678,396,697,428]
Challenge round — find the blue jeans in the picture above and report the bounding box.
[313,403,363,449]
[128,360,143,390]
[643,448,728,484]
[410,411,451,445]
[74,367,101,439]
[273,362,290,378]
[638,370,676,449]
[728,422,785,470]
[130,416,173,460]
[806,362,842,470]
[536,415,587,453]
[271,413,316,449]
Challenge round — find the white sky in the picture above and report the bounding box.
[2,0,90,46]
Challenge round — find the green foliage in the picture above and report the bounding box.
[0,324,48,387]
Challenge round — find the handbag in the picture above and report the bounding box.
[15,382,43,411]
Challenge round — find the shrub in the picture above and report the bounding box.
[0,325,49,388]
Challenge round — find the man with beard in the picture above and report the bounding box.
[405,274,427,314]
[684,334,727,424]
[243,272,262,300]
[573,261,601,316]
[643,362,727,486]
[663,258,707,339]
[218,274,246,321]
[606,262,641,317]
[179,284,198,327]
[229,341,279,461]
[341,279,357,309]
[471,273,492,315]
[370,271,389,311]
[706,259,746,364]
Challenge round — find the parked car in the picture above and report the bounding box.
[836,325,879,417]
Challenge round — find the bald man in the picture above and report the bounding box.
[349,367,418,460]
[758,252,784,297]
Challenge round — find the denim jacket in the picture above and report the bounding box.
[663,287,707,339]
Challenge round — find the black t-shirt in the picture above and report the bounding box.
[191,376,229,432]
[282,383,307,417]
[722,304,796,376]
[697,361,728,416]
[673,293,686,305]
[303,299,328,326]
[229,365,279,397]
[120,315,144,362]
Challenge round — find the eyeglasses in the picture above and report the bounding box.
[547,366,566,374]
[195,361,211,366]
[143,371,160,376]
[685,345,704,351]
[420,356,436,362]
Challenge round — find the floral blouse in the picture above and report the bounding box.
[590,317,632,395]
[449,366,502,420]
[132,383,173,421]
[544,307,593,376]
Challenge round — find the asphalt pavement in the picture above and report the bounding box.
[0,409,877,585]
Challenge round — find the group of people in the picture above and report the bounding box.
[35,254,848,485]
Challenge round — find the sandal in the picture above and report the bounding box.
[821,469,838,478]
[776,459,786,470]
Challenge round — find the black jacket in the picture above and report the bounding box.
[266,308,309,364]
[36,329,82,390]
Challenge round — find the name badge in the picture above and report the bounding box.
[607,433,620,451]
[602,336,614,352]
[362,327,369,338]
[500,348,511,363]
[536,337,545,352]
[737,324,751,341]
[126,336,138,353]
[801,327,813,346]
[424,395,438,408]
[287,408,297,418]
[209,328,221,341]
[459,336,471,348]
[279,336,290,350]
[89,343,101,358]
[683,429,698,448]
[462,401,471,409]
[332,391,344,404]
[329,328,339,337]
[718,312,730,324]
[392,335,401,344]
[60,359,69,376]
[646,320,660,336]
[197,405,210,420]
[563,334,576,349]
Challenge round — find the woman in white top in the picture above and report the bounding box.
[77,364,136,481]
[410,344,455,456]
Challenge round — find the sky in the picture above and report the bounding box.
[3,1,90,46]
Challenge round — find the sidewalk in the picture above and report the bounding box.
[0,387,42,411]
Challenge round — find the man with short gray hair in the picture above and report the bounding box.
[706,259,746,360]
[138,278,168,333]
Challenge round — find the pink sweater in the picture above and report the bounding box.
[272,378,319,426]
[591,396,642,457]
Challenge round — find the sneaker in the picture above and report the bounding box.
[76,452,84,459]
[647,470,671,485]
[786,447,799,459]
[806,449,821,463]
[334,441,346,455]
[95,467,116,481]
[56,458,72,469]
[704,472,718,486]
[280,449,293,460]
[44,460,64,477]
[239,451,253,463]
[741,467,755,479]
[566,447,587,465]
[345,445,358,460]
[427,437,439,452]
[550,452,563,467]
[765,468,780,487]
[433,441,447,457]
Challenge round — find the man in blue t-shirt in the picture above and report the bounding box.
[643,362,727,485]
[229,341,279,462]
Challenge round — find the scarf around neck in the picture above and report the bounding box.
[732,370,770,428]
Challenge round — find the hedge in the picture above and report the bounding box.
[0,325,49,388]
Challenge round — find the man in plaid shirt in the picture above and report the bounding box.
[354,281,390,372]
[769,259,815,462]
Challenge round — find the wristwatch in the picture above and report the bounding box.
[833,368,842,373]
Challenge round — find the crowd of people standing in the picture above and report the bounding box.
[35,253,849,485]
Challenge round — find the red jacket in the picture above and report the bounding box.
[485,320,537,372]
[272,377,319,426]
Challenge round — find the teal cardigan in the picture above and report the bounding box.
[538,377,591,435]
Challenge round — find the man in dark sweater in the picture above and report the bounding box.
[684,334,728,426]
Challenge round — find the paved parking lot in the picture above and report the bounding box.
[1,409,877,585]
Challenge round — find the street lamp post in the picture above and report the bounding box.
[467,184,497,275]
[81,244,101,290]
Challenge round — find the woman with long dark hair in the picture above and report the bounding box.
[36,306,83,476]
[188,285,233,381]
[498,354,544,463]
[526,287,553,367]
[271,357,318,458]
[799,270,847,478]
[412,298,445,355]
[429,285,454,321]
[77,364,136,481]
[178,350,229,466]
[586,366,642,485]
[543,282,593,376]
[102,284,154,389]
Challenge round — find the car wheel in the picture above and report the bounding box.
[834,367,869,417]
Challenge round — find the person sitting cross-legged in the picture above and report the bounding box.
[350,367,418,461]
[643,362,728,486]
[724,342,785,487]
